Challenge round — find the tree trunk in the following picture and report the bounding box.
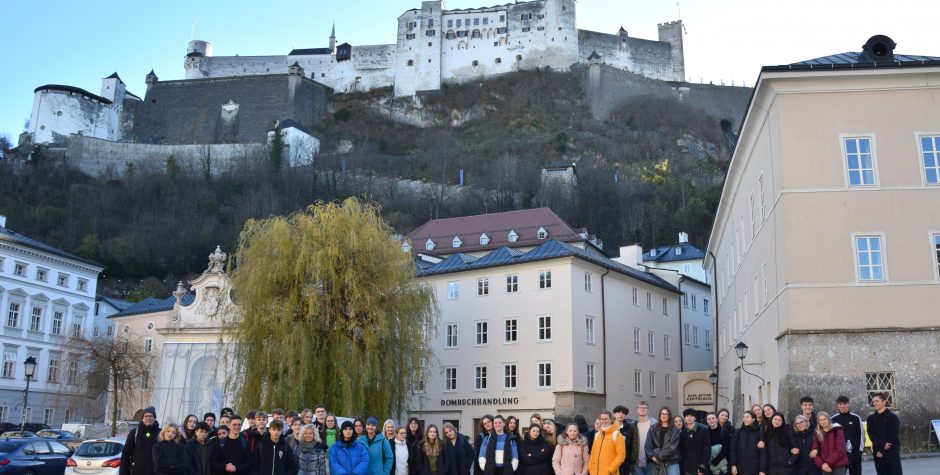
[111,369,118,437]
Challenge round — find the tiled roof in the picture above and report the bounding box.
[642,242,705,264]
[417,239,679,294]
[406,208,587,256]
[96,296,133,311]
[109,292,195,318]
[288,47,333,56]
[0,225,103,268]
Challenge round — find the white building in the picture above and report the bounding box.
[0,215,105,426]
[28,73,141,145]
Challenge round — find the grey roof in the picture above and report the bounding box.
[767,52,940,71]
[289,47,333,56]
[642,242,705,264]
[109,292,195,318]
[417,239,680,294]
[0,225,103,268]
[96,296,133,311]
[103,72,124,84]
[272,119,314,136]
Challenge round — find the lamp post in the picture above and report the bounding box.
[708,372,719,413]
[734,342,748,418]
[20,356,37,431]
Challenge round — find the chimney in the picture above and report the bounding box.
[0,215,6,228]
[614,244,644,269]
[678,232,689,244]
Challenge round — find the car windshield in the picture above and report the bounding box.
[1,432,31,438]
[0,442,22,453]
[76,442,122,457]
[37,431,63,438]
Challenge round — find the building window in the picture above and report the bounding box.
[538,316,552,341]
[452,236,463,248]
[934,234,940,279]
[585,317,595,345]
[426,239,436,251]
[47,357,59,383]
[445,323,458,348]
[141,369,149,390]
[584,272,593,292]
[506,274,518,293]
[646,292,652,310]
[704,299,710,316]
[693,326,699,347]
[537,362,553,388]
[50,311,62,335]
[447,281,459,300]
[447,19,454,28]
[504,319,517,343]
[2,352,15,378]
[922,135,940,184]
[634,370,642,394]
[692,294,697,310]
[444,367,457,392]
[77,279,88,292]
[662,298,668,315]
[0,406,7,422]
[664,335,671,359]
[71,323,82,337]
[866,372,897,407]
[759,174,766,219]
[705,330,712,350]
[7,302,20,328]
[647,332,655,355]
[682,292,689,308]
[665,374,672,398]
[63,409,71,423]
[762,262,769,302]
[843,136,877,186]
[93,326,99,337]
[522,27,531,32]
[426,29,436,37]
[67,361,78,384]
[406,33,416,40]
[36,268,48,282]
[43,408,54,425]
[474,365,487,390]
[503,364,517,389]
[633,328,641,353]
[475,321,488,346]
[480,233,490,246]
[539,270,552,289]
[586,363,596,390]
[14,262,26,276]
[508,230,518,242]
[632,288,638,306]
[144,338,153,353]
[749,193,757,238]
[855,235,885,281]
[477,277,489,296]
[649,371,657,397]
[29,308,43,332]
[537,227,548,239]
[106,325,113,337]
[684,323,691,345]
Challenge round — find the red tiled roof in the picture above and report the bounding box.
[405,208,587,255]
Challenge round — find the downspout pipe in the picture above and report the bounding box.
[707,251,720,414]
[600,268,611,397]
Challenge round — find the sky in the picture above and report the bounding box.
[1,0,937,141]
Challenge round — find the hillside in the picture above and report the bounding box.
[0,69,735,298]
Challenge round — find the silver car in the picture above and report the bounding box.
[65,439,124,475]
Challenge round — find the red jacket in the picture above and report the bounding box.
[812,425,849,469]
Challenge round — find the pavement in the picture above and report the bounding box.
[862,454,940,474]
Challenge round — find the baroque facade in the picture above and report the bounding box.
[183,0,685,96]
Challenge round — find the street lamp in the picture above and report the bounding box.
[21,356,37,431]
[708,372,719,413]
[734,342,748,418]
[734,341,748,360]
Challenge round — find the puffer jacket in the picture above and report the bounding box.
[329,439,371,475]
[518,434,552,475]
[587,424,625,475]
[551,435,588,475]
[729,424,762,475]
[761,426,796,474]
[358,434,394,475]
[812,425,848,470]
[295,442,327,475]
[643,425,680,466]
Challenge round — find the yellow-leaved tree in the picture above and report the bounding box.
[224,198,436,417]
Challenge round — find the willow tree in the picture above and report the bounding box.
[224,198,436,417]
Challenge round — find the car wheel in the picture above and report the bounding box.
[24,470,37,475]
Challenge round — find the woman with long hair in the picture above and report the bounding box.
[477,416,518,475]
[443,423,474,475]
[718,409,735,438]
[152,424,187,475]
[518,425,552,475]
[644,407,680,475]
[811,413,848,475]
[416,425,452,475]
[762,413,796,474]
[540,420,559,450]
[750,405,765,429]
[408,417,425,475]
[761,405,778,432]
[506,417,522,441]
[181,415,198,441]
[729,411,762,475]
[474,415,495,475]
[296,424,328,475]
[354,418,367,439]
[552,424,588,475]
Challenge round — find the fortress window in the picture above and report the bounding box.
[426,29,436,36]
[472,60,479,66]
[516,54,523,62]
[522,27,531,32]
[495,57,502,64]
[472,30,481,39]
[407,60,414,66]
[56,111,62,116]
[494,42,499,46]
[428,19,434,28]
[429,42,433,46]
[537,27,545,31]
[448,19,453,27]
[406,33,416,40]
[500,15,505,22]
[497,27,507,34]
[446,31,456,40]
[456,19,462,27]
[483,18,489,25]
[538,14,544,19]
[474,18,480,26]
[457,30,468,38]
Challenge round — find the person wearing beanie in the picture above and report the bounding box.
[329,421,370,475]
[359,417,393,475]
[121,407,161,475]
[204,413,217,432]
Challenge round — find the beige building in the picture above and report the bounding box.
[704,35,940,442]
[406,209,683,437]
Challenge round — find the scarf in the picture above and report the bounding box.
[298,438,318,454]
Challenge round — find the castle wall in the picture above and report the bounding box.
[29,90,118,145]
[578,30,676,82]
[131,75,326,144]
[293,44,397,93]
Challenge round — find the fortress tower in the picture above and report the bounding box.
[184,40,214,79]
[657,20,685,82]
[329,22,336,53]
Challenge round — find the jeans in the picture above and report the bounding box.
[633,465,654,475]
[665,464,680,475]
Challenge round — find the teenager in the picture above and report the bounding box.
[359,417,393,475]
[552,424,588,475]
[760,406,777,433]
[718,410,735,438]
[329,421,370,475]
[705,413,730,475]
[296,424,327,475]
[314,406,328,442]
[416,425,453,475]
[519,425,552,475]
[750,406,765,432]
[325,415,339,456]
[443,423,474,475]
[541,421,560,451]
[829,397,862,475]
[478,416,519,475]
[506,418,523,441]
[678,408,710,475]
[354,419,367,440]
[728,411,762,475]
[209,415,253,475]
[185,422,213,475]
[644,408,680,475]
[588,411,624,475]
[121,407,161,475]
[153,424,187,475]
[611,406,638,475]
[256,420,298,475]
[182,416,199,442]
[632,402,653,475]
[761,414,796,475]
[204,414,217,433]
[797,399,816,434]
[474,416,494,475]
[288,419,305,452]
[811,414,847,475]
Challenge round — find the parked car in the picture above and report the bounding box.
[35,433,80,453]
[64,439,123,475]
[0,438,71,475]
[0,426,17,435]
[0,433,39,440]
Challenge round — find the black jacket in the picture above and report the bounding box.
[617,422,638,474]
[415,442,453,475]
[790,429,820,475]
[866,409,900,459]
[518,435,552,475]
[678,423,710,474]
[121,421,162,475]
[210,436,254,475]
[729,425,762,475]
[153,440,189,475]
[707,426,730,467]
[829,412,863,455]
[760,426,796,474]
[447,434,475,475]
[185,438,214,475]
[255,435,298,475]
[644,425,680,466]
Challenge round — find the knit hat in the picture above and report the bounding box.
[366,417,379,427]
[341,421,354,430]
[142,406,157,419]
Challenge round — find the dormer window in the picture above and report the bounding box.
[426,239,436,251]
[402,242,411,253]
[675,248,682,256]
[537,227,549,239]
[650,249,657,257]
[508,230,519,243]
[452,236,463,248]
[480,233,490,246]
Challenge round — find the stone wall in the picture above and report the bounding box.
[131,75,326,144]
[779,329,940,449]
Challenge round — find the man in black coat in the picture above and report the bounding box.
[612,405,638,475]
[866,393,902,475]
[186,422,214,475]
[210,415,254,475]
[831,396,864,475]
[677,409,710,475]
[120,407,161,475]
[705,413,730,475]
[255,421,297,475]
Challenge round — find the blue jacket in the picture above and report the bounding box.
[358,434,393,475]
[329,440,370,475]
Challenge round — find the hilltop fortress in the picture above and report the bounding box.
[185,0,685,96]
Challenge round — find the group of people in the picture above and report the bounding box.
[118,393,902,475]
